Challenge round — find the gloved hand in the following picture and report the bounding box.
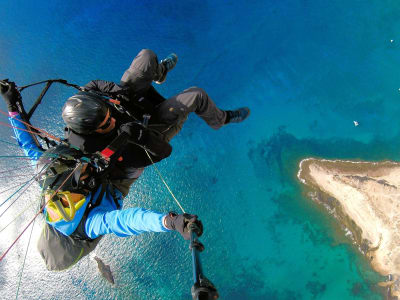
[116,93,130,104]
[119,122,145,144]
[0,79,21,112]
[164,212,203,240]
[140,129,172,161]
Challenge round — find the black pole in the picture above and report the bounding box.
[27,81,52,120]
[191,230,204,286]
[189,225,219,300]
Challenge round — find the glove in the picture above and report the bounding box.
[116,93,130,103]
[0,79,21,112]
[140,129,172,161]
[164,212,203,240]
[119,122,145,144]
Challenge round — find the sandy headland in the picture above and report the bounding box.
[298,158,400,298]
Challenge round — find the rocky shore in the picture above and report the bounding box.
[298,158,400,298]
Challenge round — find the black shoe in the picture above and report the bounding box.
[225,107,250,124]
[155,53,178,84]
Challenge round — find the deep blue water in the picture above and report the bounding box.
[1,1,400,299]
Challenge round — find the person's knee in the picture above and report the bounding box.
[178,87,210,111]
[123,49,159,86]
[137,49,158,61]
[184,87,207,98]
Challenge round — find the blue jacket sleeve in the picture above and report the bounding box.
[85,206,170,239]
[9,114,42,167]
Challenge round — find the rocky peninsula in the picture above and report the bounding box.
[298,158,400,298]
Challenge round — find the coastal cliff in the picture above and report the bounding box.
[298,158,400,298]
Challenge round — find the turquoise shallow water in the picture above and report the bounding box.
[1,1,400,299]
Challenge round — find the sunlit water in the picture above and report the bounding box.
[1,1,400,299]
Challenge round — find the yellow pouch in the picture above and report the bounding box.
[46,191,86,222]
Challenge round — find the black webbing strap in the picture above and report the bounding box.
[12,79,81,149]
[99,131,130,160]
[18,79,81,92]
[92,131,131,174]
[69,130,132,240]
[70,180,108,241]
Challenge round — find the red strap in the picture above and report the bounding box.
[108,99,120,105]
[101,148,115,158]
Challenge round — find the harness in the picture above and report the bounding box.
[3,78,166,240]
[55,129,132,240]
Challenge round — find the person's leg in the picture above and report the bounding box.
[120,49,162,93]
[120,49,177,92]
[110,177,139,198]
[155,87,227,142]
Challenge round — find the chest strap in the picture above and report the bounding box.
[91,131,130,172]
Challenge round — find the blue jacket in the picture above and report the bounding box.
[10,114,170,239]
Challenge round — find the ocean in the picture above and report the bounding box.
[1,1,400,299]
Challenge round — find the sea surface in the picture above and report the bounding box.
[1,1,400,299]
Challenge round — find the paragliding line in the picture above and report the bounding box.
[144,150,186,213]
[0,163,81,262]
[0,200,35,234]
[0,180,32,195]
[0,174,37,208]
[0,166,29,175]
[0,178,37,219]
[15,203,37,300]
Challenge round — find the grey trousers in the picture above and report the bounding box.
[120,49,227,142]
[110,177,137,198]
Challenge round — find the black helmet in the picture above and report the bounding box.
[36,144,89,193]
[62,91,109,134]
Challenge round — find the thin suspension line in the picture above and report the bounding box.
[0,166,28,175]
[0,155,38,159]
[0,174,35,179]
[0,180,31,195]
[0,137,64,161]
[0,200,35,234]
[0,109,61,142]
[0,136,91,162]
[0,120,60,143]
[0,138,46,153]
[0,164,50,228]
[0,163,81,262]
[0,120,41,137]
[0,174,37,208]
[0,155,59,161]
[15,184,43,300]
[15,219,35,300]
[145,150,186,214]
[0,161,53,214]
[0,179,36,219]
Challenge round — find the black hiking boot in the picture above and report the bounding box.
[225,107,251,124]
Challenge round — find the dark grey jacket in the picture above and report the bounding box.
[65,80,172,179]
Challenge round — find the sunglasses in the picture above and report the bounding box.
[97,111,112,130]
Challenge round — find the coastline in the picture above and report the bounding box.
[298,158,400,298]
